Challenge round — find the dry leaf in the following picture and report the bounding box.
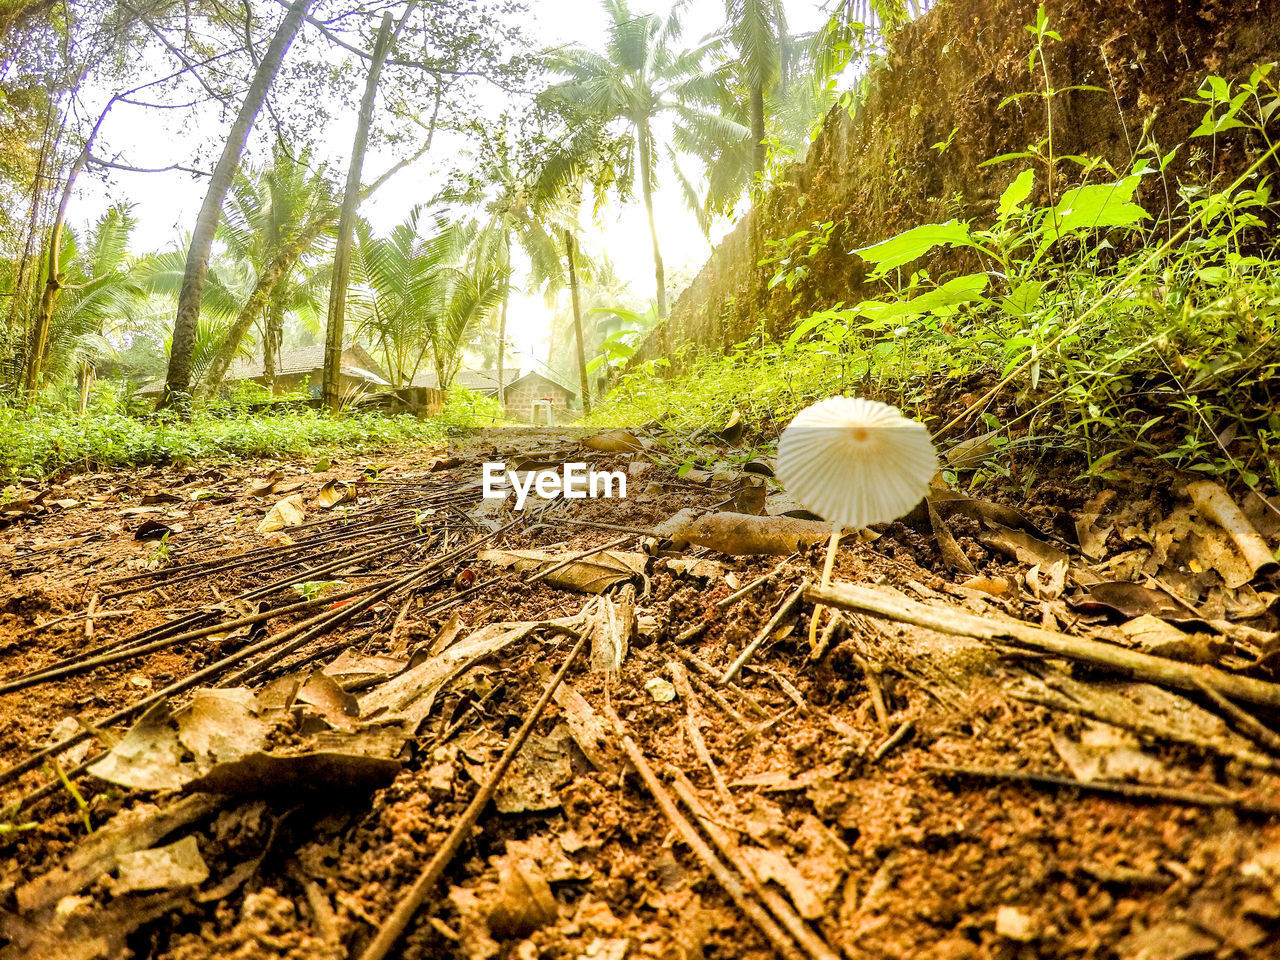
[479,548,646,593]
[582,430,643,453]
[257,493,305,533]
[111,836,209,894]
[658,511,830,555]
[315,480,354,509]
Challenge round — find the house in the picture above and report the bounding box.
[136,343,390,400]
[501,370,577,423]
[412,366,578,422]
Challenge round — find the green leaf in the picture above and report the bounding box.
[855,273,989,323]
[998,169,1036,219]
[853,221,974,275]
[1043,176,1150,245]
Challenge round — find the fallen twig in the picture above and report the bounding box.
[925,762,1280,816]
[807,581,1280,710]
[721,583,806,685]
[670,770,841,960]
[607,711,807,960]
[358,628,587,960]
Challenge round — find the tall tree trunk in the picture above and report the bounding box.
[322,10,396,414]
[564,229,590,416]
[263,282,286,392]
[201,217,327,394]
[23,145,88,394]
[162,0,311,410]
[496,283,509,413]
[750,81,767,174]
[636,116,667,318]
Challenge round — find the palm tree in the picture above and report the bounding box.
[469,117,564,409]
[541,0,743,318]
[36,205,143,389]
[199,144,337,394]
[724,0,789,174]
[350,211,506,390]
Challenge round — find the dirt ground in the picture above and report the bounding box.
[1,426,1279,960]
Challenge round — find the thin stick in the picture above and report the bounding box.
[1192,678,1280,756]
[670,771,841,960]
[677,554,794,643]
[607,713,807,960]
[721,583,806,685]
[808,523,840,649]
[807,581,1280,711]
[926,763,1280,816]
[358,630,587,960]
[668,661,734,810]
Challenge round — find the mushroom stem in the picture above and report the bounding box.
[808,522,843,649]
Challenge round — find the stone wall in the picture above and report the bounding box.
[636,0,1277,365]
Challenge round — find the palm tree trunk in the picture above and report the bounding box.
[201,218,326,395]
[564,229,590,415]
[23,144,88,395]
[636,116,668,318]
[162,0,311,411]
[751,82,767,174]
[263,283,286,392]
[496,284,509,413]
[322,10,396,414]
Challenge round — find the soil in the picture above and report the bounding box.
[1,427,1279,960]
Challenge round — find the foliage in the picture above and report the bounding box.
[0,388,445,480]
[597,60,1280,493]
[436,386,504,432]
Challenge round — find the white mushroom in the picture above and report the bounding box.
[776,396,938,646]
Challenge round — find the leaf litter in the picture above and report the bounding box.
[2,432,1280,959]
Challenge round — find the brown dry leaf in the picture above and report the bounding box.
[741,846,827,919]
[1116,615,1224,663]
[1050,723,1167,783]
[732,476,768,515]
[582,429,643,453]
[764,490,822,520]
[1074,581,1192,621]
[257,493,305,533]
[111,835,209,894]
[486,856,560,938]
[1026,560,1067,600]
[662,557,725,580]
[246,471,282,497]
[494,733,571,813]
[958,575,1011,597]
[926,486,1041,534]
[588,591,632,673]
[15,795,217,913]
[315,479,354,509]
[1114,921,1218,960]
[551,682,617,774]
[479,548,646,593]
[928,500,975,575]
[297,670,360,730]
[979,525,1098,585]
[1188,480,1278,579]
[1076,489,1117,560]
[658,510,830,555]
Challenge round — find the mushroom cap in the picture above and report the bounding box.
[776,396,938,529]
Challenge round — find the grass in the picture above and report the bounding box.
[590,59,1280,495]
[0,384,476,480]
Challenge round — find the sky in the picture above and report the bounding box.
[72,0,833,374]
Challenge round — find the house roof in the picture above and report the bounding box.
[410,368,522,392]
[508,369,577,399]
[224,342,389,383]
[134,343,389,396]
